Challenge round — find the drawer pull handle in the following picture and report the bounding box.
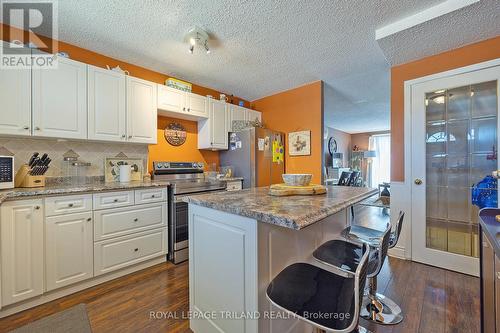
[68,203,74,207]
[134,248,139,252]
[87,218,92,222]
[134,218,139,222]
[114,199,119,203]
[151,195,155,198]
[34,206,40,210]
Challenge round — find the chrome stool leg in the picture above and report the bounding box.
[360,277,403,325]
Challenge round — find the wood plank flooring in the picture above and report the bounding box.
[0,206,480,333]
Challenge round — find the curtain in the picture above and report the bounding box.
[368,134,391,187]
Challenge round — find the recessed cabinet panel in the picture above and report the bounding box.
[32,57,87,139]
[211,100,229,148]
[88,66,127,142]
[45,212,93,291]
[229,105,247,132]
[1,200,44,306]
[247,109,262,123]
[157,85,185,113]
[186,93,208,118]
[127,76,157,144]
[0,57,31,136]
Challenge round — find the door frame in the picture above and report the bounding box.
[402,58,500,274]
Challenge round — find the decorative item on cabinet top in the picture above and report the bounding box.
[106,65,130,75]
[166,78,192,92]
[164,123,187,146]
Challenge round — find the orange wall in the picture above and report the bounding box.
[251,81,324,184]
[1,24,249,171]
[391,36,500,181]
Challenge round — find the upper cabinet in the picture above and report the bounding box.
[32,57,87,139]
[126,76,157,144]
[0,66,31,136]
[228,104,262,132]
[157,85,208,121]
[198,99,228,150]
[247,109,262,123]
[88,65,127,142]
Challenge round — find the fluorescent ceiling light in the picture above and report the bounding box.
[376,0,480,40]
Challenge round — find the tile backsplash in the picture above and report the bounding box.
[0,137,148,178]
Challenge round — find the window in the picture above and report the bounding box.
[368,134,391,187]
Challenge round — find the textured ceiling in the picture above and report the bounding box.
[9,0,498,133]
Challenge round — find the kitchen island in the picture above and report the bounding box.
[184,185,377,333]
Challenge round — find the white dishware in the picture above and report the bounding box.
[282,174,312,186]
[119,165,132,183]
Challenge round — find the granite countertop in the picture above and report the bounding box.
[184,186,378,230]
[479,208,500,257]
[0,181,169,204]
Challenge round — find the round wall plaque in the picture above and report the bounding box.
[164,123,187,146]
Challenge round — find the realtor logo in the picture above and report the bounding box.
[1,0,58,68]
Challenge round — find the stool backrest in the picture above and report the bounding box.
[337,171,351,186]
[347,171,360,186]
[369,223,392,278]
[390,211,405,249]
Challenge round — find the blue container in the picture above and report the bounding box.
[471,175,498,209]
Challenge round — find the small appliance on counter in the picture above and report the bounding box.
[152,161,226,264]
[14,152,51,188]
[0,155,14,189]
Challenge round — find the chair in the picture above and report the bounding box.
[266,243,371,333]
[347,171,360,186]
[340,211,405,325]
[337,171,351,186]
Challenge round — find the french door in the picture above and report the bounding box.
[411,65,500,276]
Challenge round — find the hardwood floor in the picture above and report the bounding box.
[0,206,480,333]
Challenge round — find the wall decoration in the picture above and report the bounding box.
[105,156,144,182]
[164,123,187,146]
[289,130,311,156]
[328,137,338,156]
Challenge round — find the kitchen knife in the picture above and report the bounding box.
[28,152,39,167]
[40,157,51,175]
[29,157,40,175]
[39,153,48,164]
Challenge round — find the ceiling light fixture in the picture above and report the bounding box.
[184,26,211,55]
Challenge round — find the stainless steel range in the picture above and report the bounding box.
[152,162,226,264]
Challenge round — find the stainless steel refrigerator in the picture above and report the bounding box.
[219,127,285,188]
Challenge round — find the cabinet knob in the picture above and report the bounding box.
[68,203,74,207]
[35,127,41,131]
[34,206,40,210]
[151,195,155,198]
[113,199,119,202]
[187,108,190,112]
[23,126,30,130]
[128,135,132,139]
[87,217,92,222]
[133,218,139,222]
[134,248,139,252]
[183,107,186,111]
[122,134,126,138]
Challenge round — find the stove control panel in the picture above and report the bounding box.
[153,161,204,172]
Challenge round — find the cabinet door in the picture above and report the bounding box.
[1,200,44,306]
[0,64,31,136]
[210,100,229,149]
[126,76,157,144]
[157,85,186,114]
[247,109,262,123]
[88,66,126,142]
[186,93,208,118]
[45,212,93,291]
[229,105,247,131]
[32,57,87,139]
[482,233,496,333]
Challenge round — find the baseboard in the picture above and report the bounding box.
[388,246,406,260]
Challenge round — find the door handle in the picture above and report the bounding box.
[414,179,423,185]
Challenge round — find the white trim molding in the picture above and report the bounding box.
[376,0,480,40]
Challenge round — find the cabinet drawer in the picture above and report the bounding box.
[226,181,242,191]
[94,203,166,241]
[93,191,134,210]
[45,194,92,216]
[94,229,166,276]
[135,188,167,205]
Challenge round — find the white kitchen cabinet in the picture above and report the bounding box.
[1,200,44,306]
[88,65,127,142]
[126,76,157,144]
[32,57,87,139]
[247,109,262,124]
[0,55,31,136]
[157,85,208,121]
[45,212,94,291]
[228,105,247,132]
[198,99,229,150]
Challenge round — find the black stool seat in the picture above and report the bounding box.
[314,240,378,275]
[267,263,359,331]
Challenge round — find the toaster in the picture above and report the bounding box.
[0,156,14,189]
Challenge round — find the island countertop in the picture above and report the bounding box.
[184,186,378,230]
[479,208,500,257]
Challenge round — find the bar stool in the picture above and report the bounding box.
[266,243,371,333]
[340,211,405,325]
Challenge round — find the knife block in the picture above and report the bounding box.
[15,165,46,188]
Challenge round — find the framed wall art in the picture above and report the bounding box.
[288,130,311,156]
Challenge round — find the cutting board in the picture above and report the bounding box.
[269,183,327,196]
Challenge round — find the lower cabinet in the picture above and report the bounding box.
[0,200,44,306]
[496,255,500,332]
[94,228,166,276]
[45,212,94,291]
